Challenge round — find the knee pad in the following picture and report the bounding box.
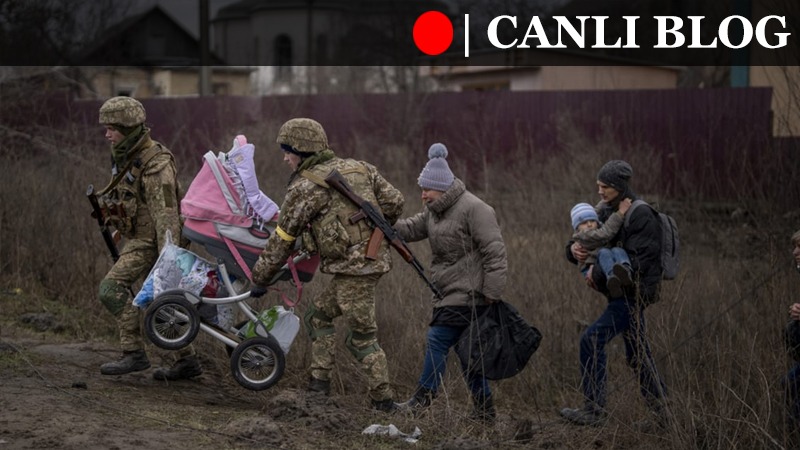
[304,304,335,340]
[98,279,130,317]
[345,329,380,361]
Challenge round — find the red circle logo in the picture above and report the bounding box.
[413,11,453,56]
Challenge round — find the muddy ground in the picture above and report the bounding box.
[0,311,676,450]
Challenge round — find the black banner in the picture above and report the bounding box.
[0,0,797,66]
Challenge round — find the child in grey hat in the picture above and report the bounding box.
[570,199,633,297]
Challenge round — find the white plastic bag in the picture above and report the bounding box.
[239,305,300,354]
[133,231,216,309]
[362,424,422,444]
[216,304,235,331]
[269,307,300,354]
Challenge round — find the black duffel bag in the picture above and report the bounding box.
[455,300,542,380]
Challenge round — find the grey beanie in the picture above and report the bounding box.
[597,160,633,192]
[418,143,454,191]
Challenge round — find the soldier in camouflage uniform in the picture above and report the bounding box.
[96,96,202,380]
[250,118,403,412]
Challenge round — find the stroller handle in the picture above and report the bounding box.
[267,251,312,286]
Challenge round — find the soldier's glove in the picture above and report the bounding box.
[250,285,268,298]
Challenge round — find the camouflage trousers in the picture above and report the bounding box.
[307,273,393,402]
[99,239,195,359]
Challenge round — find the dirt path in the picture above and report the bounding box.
[1,317,512,450]
[1,335,265,449]
[0,313,679,450]
[0,315,387,450]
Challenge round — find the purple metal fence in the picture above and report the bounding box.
[56,88,778,199]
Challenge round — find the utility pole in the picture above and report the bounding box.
[199,0,212,96]
[306,0,314,93]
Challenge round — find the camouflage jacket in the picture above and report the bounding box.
[101,133,181,254]
[252,157,404,285]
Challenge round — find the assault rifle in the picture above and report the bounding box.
[325,169,443,299]
[86,184,120,262]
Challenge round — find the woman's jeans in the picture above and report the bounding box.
[418,325,491,400]
[580,299,666,411]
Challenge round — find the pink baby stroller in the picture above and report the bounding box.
[142,136,319,390]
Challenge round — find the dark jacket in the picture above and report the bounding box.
[567,195,662,303]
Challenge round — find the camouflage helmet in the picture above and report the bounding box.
[276,118,329,154]
[99,96,146,127]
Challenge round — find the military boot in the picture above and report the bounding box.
[100,350,150,375]
[396,386,434,415]
[372,398,399,413]
[152,356,203,381]
[307,377,331,395]
[469,395,497,424]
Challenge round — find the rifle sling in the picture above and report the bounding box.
[97,145,164,197]
[299,169,328,188]
[97,159,135,197]
[299,164,368,188]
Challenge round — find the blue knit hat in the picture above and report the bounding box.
[418,143,454,191]
[571,203,598,230]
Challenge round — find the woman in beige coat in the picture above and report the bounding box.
[394,143,507,422]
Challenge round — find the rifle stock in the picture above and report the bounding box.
[87,184,120,262]
[325,170,443,299]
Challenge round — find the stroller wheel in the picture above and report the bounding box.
[144,294,200,350]
[230,336,285,391]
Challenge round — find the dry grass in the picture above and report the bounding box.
[2,96,800,449]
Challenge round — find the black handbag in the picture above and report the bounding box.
[455,301,542,380]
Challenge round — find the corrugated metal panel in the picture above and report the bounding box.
[59,87,775,198]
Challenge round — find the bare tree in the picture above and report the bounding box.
[0,0,129,65]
